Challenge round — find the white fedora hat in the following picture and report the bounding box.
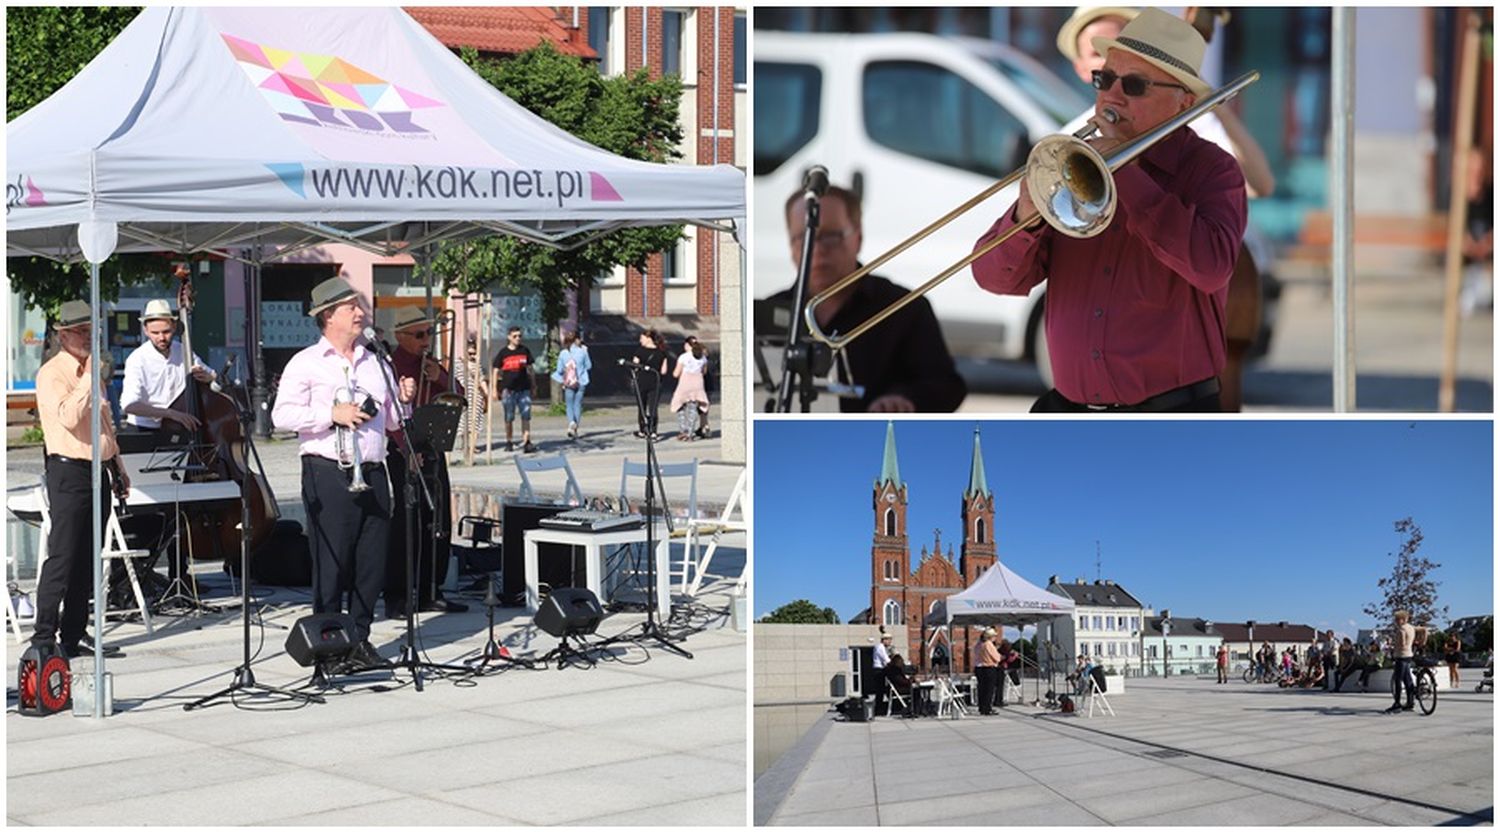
[1092,7,1211,97]
[1056,6,1139,63]
[139,299,177,323]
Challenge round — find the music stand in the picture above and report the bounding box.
[128,442,224,615]
[373,353,471,692]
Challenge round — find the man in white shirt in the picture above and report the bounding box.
[120,299,215,430]
[872,633,893,717]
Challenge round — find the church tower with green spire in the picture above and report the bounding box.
[871,422,909,637]
[959,427,997,585]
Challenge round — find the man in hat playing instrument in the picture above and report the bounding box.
[120,298,216,431]
[32,301,128,658]
[382,306,468,618]
[973,7,1247,413]
[272,279,416,671]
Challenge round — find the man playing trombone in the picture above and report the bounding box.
[972,8,1247,412]
[383,306,468,617]
[272,278,416,671]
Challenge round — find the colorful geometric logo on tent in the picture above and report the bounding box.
[221,33,445,135]
[5,175,47,214]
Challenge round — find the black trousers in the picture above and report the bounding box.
[976,666,999,714]
[34,458,114,645]
[1392,657,1416,708]
[634,380,661,435]
[301,455,391,642]
[384,447,451,609]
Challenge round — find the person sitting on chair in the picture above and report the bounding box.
[886,653,914,717]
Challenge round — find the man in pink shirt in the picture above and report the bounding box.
[972,8,1247,412]
[272,278,415,672]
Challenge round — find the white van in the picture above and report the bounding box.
[754,31,1091,369]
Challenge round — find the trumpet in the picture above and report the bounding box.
[335,368,372,493]
[801,71,1261,351]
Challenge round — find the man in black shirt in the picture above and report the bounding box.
[489,326,536,453]
[771,185,966,412]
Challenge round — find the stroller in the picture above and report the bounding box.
[1477,653,1493,694]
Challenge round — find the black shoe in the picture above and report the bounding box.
[505,442,515,452]
[386,602,407,620]
[63,637,124,659]
[350,641,392,670]
[1401,704,1415,711]
[1382,705,1403,714]
[522,442,537,453]
[417,597,470,613]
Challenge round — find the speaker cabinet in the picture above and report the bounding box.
[533,587,605,638]
[285,613,357,667]
[501,503,580,605]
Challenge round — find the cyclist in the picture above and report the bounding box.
[1384,609,1427,714]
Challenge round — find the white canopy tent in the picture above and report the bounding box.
[925,561,1075,705]
[8,6,745,262]
[6,6,745,715]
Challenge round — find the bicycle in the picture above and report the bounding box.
[1394,657,1438,715]
[1242,663,1279,684]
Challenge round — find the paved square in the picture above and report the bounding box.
[758,675,1493,826]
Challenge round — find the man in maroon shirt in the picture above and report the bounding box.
[384,306,468,616]
[972,8,1247,412]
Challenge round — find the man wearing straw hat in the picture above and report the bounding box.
[120,298,215,431]
[31,301,128,658]
[973,7,1247,413]
[272,279,415,670]
[383,306,468,617]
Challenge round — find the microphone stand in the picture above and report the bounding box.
[774,183,825,413]
[370,339,471,692]
[599,362,691,660]
[185,360,321,710]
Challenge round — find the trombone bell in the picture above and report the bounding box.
[1026,134,1114,239]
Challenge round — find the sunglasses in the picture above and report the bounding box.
[1092,69,1190,97]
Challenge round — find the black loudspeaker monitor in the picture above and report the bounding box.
[501,503,584,605]
[285,613,357,667]
[533,587,605,638]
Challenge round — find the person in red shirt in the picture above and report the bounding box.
[972,8,1247,412]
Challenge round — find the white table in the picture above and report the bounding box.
[523,523,670,621]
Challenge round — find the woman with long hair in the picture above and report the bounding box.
[551,329,592,440]
[669,336,710,441]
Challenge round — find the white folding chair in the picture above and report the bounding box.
[1083,674,1115,717]
[102,507,155,635]
[514,453,584,506]
[935,676,969,720]
[620,457,698,591]
[684,467,747,596]
[5,484,46,643]
[886,678,911,717]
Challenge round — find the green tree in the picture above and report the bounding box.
[7,7,164,321]
[761,599,841,625]
[1363,517,1447,634]
[432,43,686,361]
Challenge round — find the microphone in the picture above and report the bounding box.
[362,327,391,357]
[802,165,829,199]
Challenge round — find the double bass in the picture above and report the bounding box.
[168,264,280,561]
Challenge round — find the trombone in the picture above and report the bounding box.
[802,71,1261,352]
[418,309,466,409]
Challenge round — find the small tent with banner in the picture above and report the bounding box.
[925,561,1076,706]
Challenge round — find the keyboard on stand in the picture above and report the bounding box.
[538,509,646,532]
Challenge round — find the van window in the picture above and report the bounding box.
[754,62,822,175]
[863,61,1027,178]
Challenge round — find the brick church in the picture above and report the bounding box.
[862,422,995,673]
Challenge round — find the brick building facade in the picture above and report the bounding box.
[868,423,997,673]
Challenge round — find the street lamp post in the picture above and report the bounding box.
[1162,609,1172,678]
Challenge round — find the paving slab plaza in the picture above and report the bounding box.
[758,675,1493,826]
[6,406,748,825]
